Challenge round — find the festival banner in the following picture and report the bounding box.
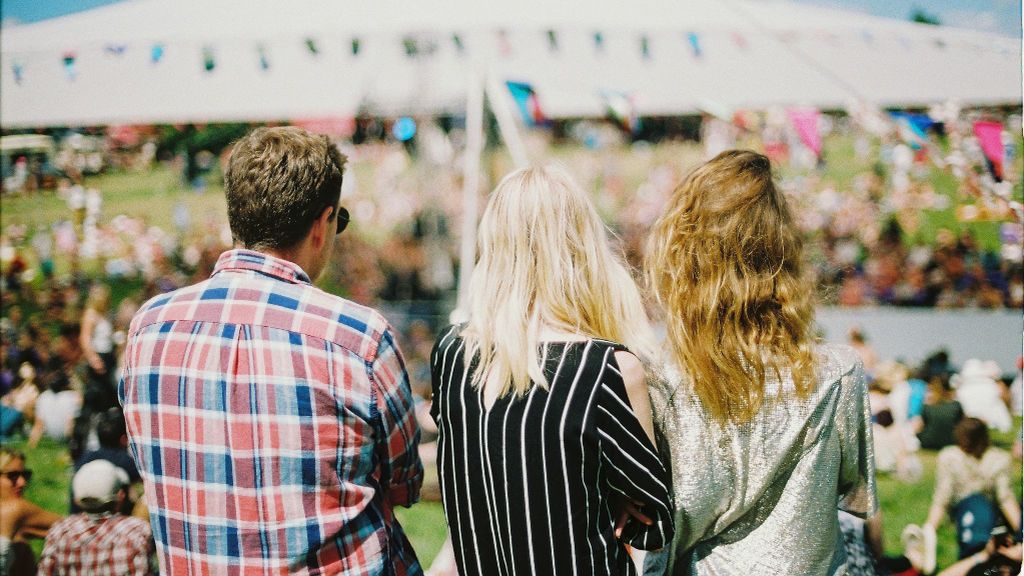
[973,121,1005,181]
[601,89,640,134]
[787,107,821,157]
[506,81,546,127]
[890,111,934,150]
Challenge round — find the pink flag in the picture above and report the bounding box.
[788,107,822,156]
[973,121,1004,179]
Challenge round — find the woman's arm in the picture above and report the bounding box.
[27,415,44,448]
[925,450,955,529]
[615,351,655,444]
[995,467,1021,531]
[597,351,674,550]
[14,500,61,539]
[80,308,105,373]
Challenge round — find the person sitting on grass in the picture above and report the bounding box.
[0,447,61,575]
[37,459,154,576]
[924,418,1021,560]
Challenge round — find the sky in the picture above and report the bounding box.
[1,0,1021,36]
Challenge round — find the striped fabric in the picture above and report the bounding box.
[430,326,674,576]
[37,513,154,576]
[120,249,423,575]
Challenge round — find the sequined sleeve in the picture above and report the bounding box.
[836,357,878,517]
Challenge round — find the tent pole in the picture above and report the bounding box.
[485,70,529,169]
[452,70,486,324]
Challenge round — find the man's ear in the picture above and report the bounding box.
[312,205,333,247]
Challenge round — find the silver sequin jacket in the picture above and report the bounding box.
[645,344,877,576]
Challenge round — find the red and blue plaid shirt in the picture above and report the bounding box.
[120,249,423,575]
[38,513,155,576]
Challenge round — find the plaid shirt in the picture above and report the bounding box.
[120,249,423,575]
[37,513,154,576]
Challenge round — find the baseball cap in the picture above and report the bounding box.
[72,460,129,511]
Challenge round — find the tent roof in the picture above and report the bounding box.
[1,0,1019,127]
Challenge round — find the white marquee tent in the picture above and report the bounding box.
[1,0,1020,127]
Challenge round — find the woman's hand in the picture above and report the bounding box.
[614,496,654,539]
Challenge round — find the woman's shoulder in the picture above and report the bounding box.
[433,323,466,348]
[814,343,864,391]
[816,343,862,376]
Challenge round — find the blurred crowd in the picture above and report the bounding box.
[0,107,1021,573]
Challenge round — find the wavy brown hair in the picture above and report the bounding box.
[646,150,817,423]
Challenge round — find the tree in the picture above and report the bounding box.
[910,6,941,26]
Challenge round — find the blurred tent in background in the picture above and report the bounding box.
[0,0,1020,128]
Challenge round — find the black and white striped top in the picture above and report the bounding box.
[430,325,674,576]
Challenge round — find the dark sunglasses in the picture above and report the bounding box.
[329,206,350,235]
[1,470,33,483]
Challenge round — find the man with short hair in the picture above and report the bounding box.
[120,127,423,575]
[37,459,154,575]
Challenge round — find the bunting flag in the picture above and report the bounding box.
[640,35,651,59]
[973,121,1005,181]
[402,37,419,57]
[62,52,77,81]
[105,44,127,56]
[506,81,546,127]
[202,46,216,72]
[593,32,605,53]
[452,34,465,54]
[351,38,361,56]
[12,62,23,84]
[601,89,640,134]
[687,32,702,58]
[257,44,270,71]
[787,107,822,157]
[890,111,934,150]
[305,38,320,56]
[151,43,165,64]
[497,29,512,57]
[731,32,748,50]
[546,30,559,53]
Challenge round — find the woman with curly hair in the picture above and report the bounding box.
[644,150,877,575]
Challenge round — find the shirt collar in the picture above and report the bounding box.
[212,249,312,285]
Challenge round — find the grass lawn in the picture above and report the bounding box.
[6,418,1020,570]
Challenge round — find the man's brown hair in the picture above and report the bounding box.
[224,127,347,250]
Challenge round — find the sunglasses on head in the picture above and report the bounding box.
[329,206,350,235]
[1,470,33,483]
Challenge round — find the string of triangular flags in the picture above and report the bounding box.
[8,27,1009,85]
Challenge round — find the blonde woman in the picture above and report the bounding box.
[644,150,876,575]
[0,448,61,575]
[431,165,674,575]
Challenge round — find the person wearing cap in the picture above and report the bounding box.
[120,127,423,575]
[37,460,154,576]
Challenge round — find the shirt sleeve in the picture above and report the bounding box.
[992,451,1015,506]
[931,448,956,512]
[836,357,879,517]
[369,326,424,508]
[593,360,675,551]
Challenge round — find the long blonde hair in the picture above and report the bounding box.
[463,165,655,399]
[646,150,817,423]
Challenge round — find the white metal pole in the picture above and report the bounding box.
[485,70,529,169]
[452,70,486,323]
